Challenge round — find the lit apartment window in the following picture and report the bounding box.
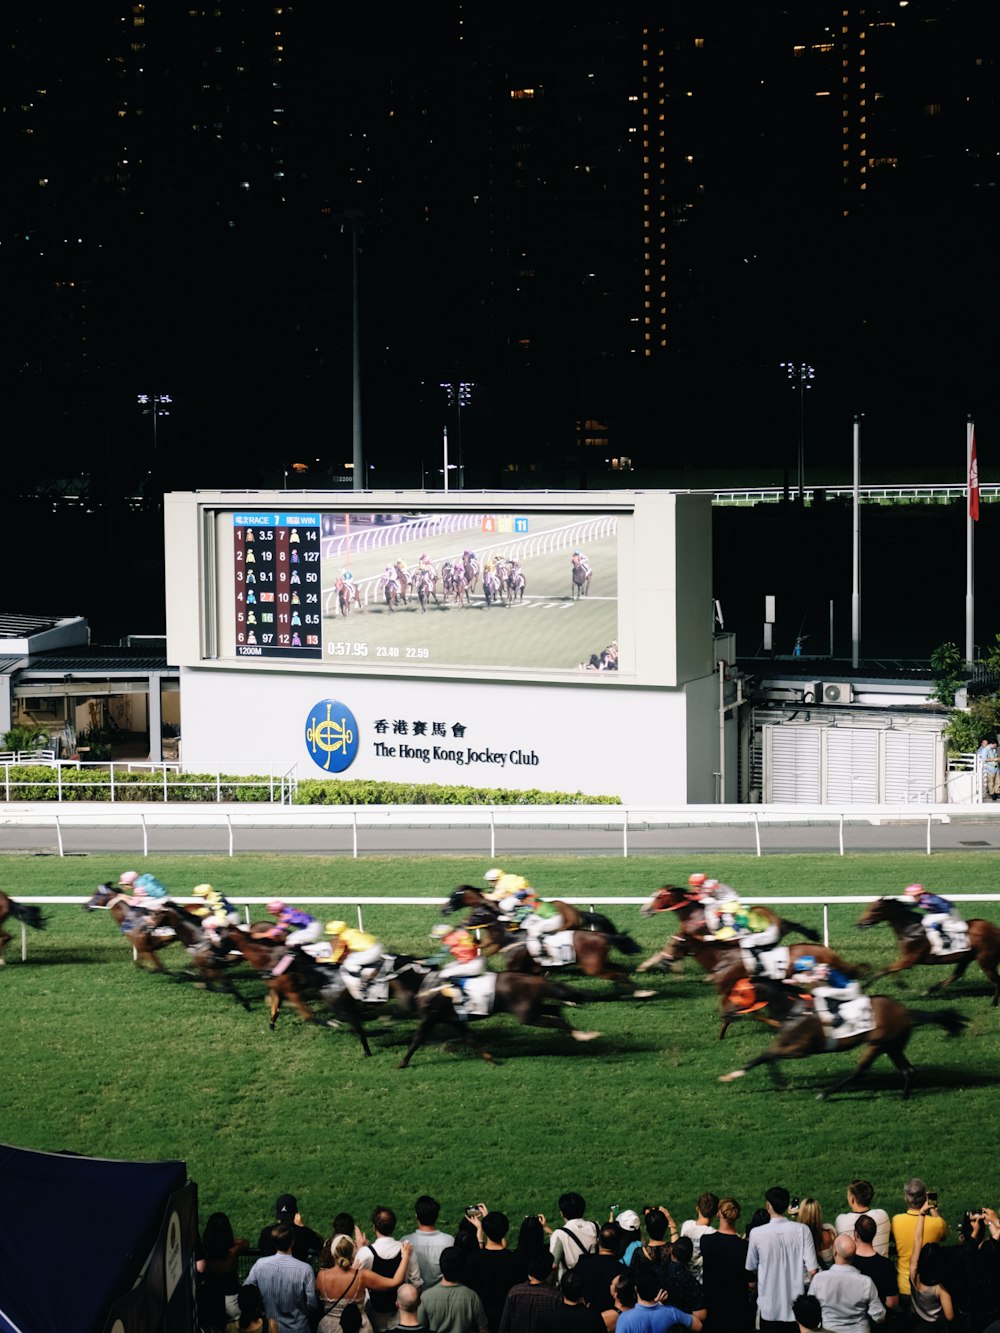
[924,103,941,116]
[510,88,535,100]
[694,37,704,47]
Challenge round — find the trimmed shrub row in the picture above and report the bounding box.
[0,765,620,806]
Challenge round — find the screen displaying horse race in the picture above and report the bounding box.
[228,507,620,675]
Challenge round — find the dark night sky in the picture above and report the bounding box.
[2,4,998,646]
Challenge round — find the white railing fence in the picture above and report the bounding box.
[13,892,1000,962]
[3,801,1000,858]
[0,763,299,804]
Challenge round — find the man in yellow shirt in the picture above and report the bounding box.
[326,920,385,1000]
[891,1177,947,1298]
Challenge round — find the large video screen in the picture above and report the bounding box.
[229,508,619,674]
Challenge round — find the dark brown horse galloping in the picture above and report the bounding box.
[397,971,599,1068]
[224,927,373,1054]
[857,897,1000,1005]
[151,904,251,1010]
[0,891,47,963]
[441,887,653,999]
[718,975,968,1100]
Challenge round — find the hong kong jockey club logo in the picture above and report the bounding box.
[305,699,359,773]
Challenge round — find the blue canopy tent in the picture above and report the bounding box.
[0,1144,196,1333]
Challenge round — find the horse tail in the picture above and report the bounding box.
[607,933,642,956]
[576,909,621,935]
[781,917,821,943]
[11,901,47,931]
[906,1007,969,1040]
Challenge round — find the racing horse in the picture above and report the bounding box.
[483,568,503,608]
[718,974,968,1100]
[150,904,251,1009]
[84,883,179,972]
[857,897,1000,1005]
[397,969,600,1067]
[335,578,358,617]
[415,568,438,611]
[462,550,480,592]
[571,555,592,599]
[0,890,47,964]
[382,573,401,611]
[441,887,653,999]
[223,926,373,1054]
[446,564,470,607]
[506,563,526,604]
[636,884,822,973]
[393,562,410,604]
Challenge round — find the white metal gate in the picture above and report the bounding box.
[763,724,942,805]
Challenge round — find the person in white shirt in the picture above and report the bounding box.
[544,1192,597,1280]
[681,1192,719,1279]
[833,1179,891,1257]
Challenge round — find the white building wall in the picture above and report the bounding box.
[178,668,694,805]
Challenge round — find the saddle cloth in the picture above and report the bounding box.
[814,994,874,1048]
[740,943,790,980]
[456,973,498,1018]
[526,930,576,967]
[924,919,970,957]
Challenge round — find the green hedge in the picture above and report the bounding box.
[0,765,619,805]
[294,779,620,805]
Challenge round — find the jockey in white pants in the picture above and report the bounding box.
[325,920,384,998]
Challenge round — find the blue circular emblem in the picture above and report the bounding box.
[305,699,359,774]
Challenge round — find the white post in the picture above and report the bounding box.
[966,417,976,663]
[623,810,628,858]
[839,812,844,856]
[490,807,496,860]
[443,425,449,493]
[141,812,148,858]
[823,903,830,947]
[227,813,234,858]
[55,815,63,858]
[852,414,861,668]
[753,811,761,857]
[352,808,358,858]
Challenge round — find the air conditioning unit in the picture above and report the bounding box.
[822,682,854,705]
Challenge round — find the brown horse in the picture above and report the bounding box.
[84,884,179,972]
[636,885,863,1032]
[0,890,47,963]
[397,970,599,1068]
[223,927,373,1054]
[718,975,968,1100]
[150,904,251,1009]
[857,897,1000,1005]
[441,887,653,999]
[571,556,592,599]
[335,577,358,616]
[637,885,822,975]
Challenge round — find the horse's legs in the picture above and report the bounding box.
[398,1011,439,1068]
[636,948,677,974]
[868,955,919,985]
[927,953,972,993]
[331,997,373,1056]
[522,1008,600,1042]
[0,926,10,963]
[816,1040,886,1101]
[719,1046,786,1085]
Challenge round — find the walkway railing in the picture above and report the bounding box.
[3,801,1000,858]
[0,762,299,804]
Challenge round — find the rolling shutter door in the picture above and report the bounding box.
[826,728,879,803]
[768,725,821,803]
[884,731,937,804]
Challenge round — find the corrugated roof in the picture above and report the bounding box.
[0,656,27,674]
[0,613,68,639]
[21,646,173,673]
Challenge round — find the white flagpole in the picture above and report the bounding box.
[966,416,975,663]
[852,414,861,668]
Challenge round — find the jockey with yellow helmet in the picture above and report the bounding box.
[192,883,239,925]
[325,919,385,999]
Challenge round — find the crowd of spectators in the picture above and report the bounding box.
[197,1178,1000,1333]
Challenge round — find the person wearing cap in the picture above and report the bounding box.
[615,1211,644,1267]
[326,919,386,1000]
[788,957,864,1040]
[423,923,484,1010]
[902,884,966,955]
[264,901,324,977]
[192,883,240,925]
[483,867,505,899]
[501,878,565,965]
[256,1195,323,1263]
